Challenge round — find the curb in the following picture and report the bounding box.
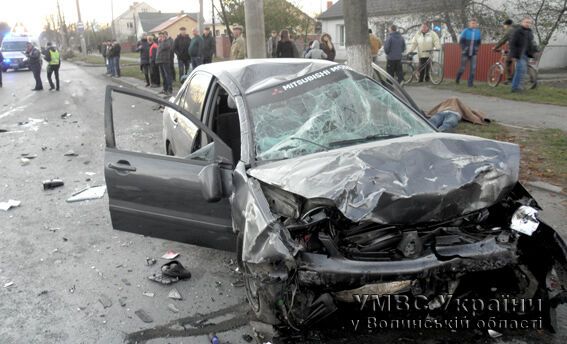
[526,180,565,196]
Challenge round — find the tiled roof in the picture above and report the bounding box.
[319,0,465,20]
[139,12,198,33]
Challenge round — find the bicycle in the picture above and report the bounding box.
[487,49,539,89]
[401,49,444,86]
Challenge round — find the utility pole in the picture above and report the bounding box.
[110,0,115,39]
[76,0,87,55]
[211,1,216,37]
[198,0,204,32]
[344,0,371,76]
[244,0,266,58]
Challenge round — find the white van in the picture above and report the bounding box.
[1,34,38,72]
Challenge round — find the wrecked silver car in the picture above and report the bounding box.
[104,59,567,331]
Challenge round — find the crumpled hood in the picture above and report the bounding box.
[248,133,520,224]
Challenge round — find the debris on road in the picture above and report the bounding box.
[488,329,502,338]
[99,295,113,308]
[167,303,179,313]
[44,226,59,232]
[167,288,182,300]
[135,309,153,323]
[21,153,37,159]
[38,290,48,296]
[64,150,79,157]
[142,292,155,298]
[66,185,106,202]
[0,199,21,211]
[118,297,127,307]
[68,285,75,293]
[85,172,96,176]
[161,260,191,280]
[161,250,180,260]
[61,112,72,119]
[148,273,179,285]
[43,179,65,190]
[145,257,157,266]
[242,334,254,342]
[20,157,31,166]
[121,278,131,286]
[3,281,15,288]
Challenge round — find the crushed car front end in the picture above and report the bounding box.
[230,64,567,331]
[233,132,567,332]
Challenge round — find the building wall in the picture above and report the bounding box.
[149,17,198,36]
[321,18,346,60]
[114,3,155,42]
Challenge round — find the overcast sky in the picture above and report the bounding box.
[1,0,338,36]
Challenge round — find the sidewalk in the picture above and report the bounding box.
[406,85,567,131]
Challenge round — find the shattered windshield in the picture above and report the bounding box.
[248,65,434,161]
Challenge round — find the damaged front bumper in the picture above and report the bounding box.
[297,237,516,290]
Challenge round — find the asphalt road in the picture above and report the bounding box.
[0,63,566,344]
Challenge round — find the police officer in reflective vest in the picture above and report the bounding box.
[43,42,61,91]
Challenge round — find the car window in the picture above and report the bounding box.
[181,73,213,121]
[1,41,28,52]
[247,65,434,161]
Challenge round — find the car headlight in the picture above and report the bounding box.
[510,206,539,236]
[4,58,10,63]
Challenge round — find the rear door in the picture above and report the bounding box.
[104,85,235,251]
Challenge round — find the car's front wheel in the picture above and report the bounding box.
[237,231,280,324]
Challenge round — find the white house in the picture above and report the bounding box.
[319,0,567,69]
[112,2,157,41]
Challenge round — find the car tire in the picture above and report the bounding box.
[237,231,281,325]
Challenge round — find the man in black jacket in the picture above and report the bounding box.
[136,34,151,86]
[202,27,215,64]
[25,42,43,90]
[384,25,406,83]
[157,31,173,95]
[174,27,191,78]
[509,17,537,92]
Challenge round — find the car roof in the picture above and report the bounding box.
[194,58,337,95]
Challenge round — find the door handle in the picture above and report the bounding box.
[108,161,137,172]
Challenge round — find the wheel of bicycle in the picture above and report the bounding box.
[487,64,504,87]
[527,65,538,89]
[428,62,444,85]
[401,63,414,86]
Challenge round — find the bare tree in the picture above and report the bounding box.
[344,0,372,76]
[507,0,567,50]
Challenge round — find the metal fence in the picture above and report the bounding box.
[443,43,501,82]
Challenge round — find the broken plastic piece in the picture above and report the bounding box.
[0,199,21,211]
[142,292,155,298]
[135,309,153,323]
[61,112,72,119]
[99,295,112,308]
[168,303,180,313]
[66,185,106,202]
[488,329,502,338]
[168,288,183,300]
[161,250,180,260]
[146,257,157,266]
[43,179,64,190]
[20,157,30,166]
[510,206,539,236]
[3,281,15,288]
[64,150,78,157]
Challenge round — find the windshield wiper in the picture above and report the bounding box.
[328,134,409,147]
[290,137,330,150]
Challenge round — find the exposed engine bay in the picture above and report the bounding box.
[240,181,567,331]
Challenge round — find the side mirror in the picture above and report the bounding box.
[198,163,223,202]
